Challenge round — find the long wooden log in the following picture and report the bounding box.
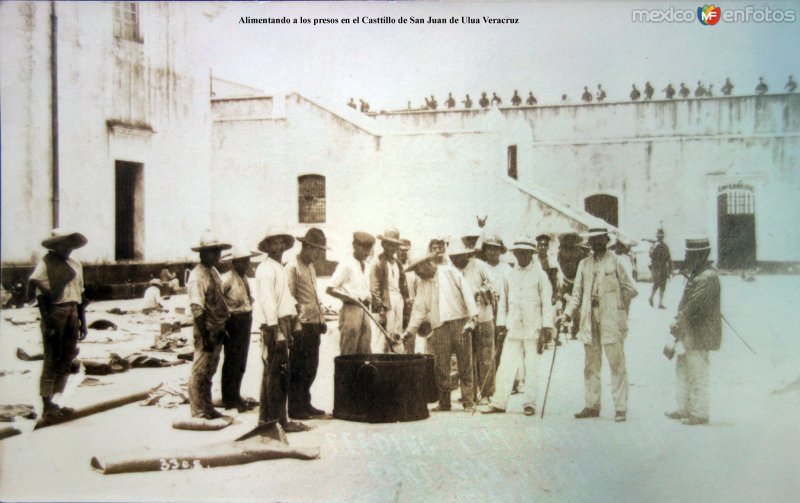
[34,389,153,430]
[91,423,319,474]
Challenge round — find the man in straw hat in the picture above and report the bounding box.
[649,228,672,309]
[402,251,479,412]
[186,232,232,419]
[449,242,497,404]
[666,238,721,425]
[481,235,510,372]
[559,227,638,422]
[219,247,260,412]
[285,228,329,419]
[370,228,411,353]
[326,232,375,355]
[255,227,309,432]
[482,236,554,416]
[28,229,89,421]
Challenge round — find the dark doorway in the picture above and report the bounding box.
[115,160,144,261]
[718,185,756,269]
[584,194,618,227]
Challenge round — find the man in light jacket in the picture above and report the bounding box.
[560,228,638,422]
[482,236,554,416]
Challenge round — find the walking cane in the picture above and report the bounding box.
[351,298,404,354]
[721,313,757,355]
[540,325,565,419]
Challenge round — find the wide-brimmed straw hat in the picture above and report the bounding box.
[191,230,232,252]
[404,252,439,273]
[258,226,295,253]
[221,247,262,262]
[41,229,88,250]
[685,238,711,252]
[377,228,404,245]
[147,278,162,287]
[297,228,331,250]
[399,239,411,251]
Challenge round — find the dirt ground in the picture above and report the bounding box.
[1,275,798,502]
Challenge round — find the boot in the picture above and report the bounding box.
[574,407,600,419]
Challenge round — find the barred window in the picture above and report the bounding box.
[720,190,755,215]
[114,2,141,42]
[298,175,326,224]
[507,145,517,179]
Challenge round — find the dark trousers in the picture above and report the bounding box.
[259,319,290,425]
[40,303,80,398]
[222,311,252,405]
[288,323,323,415]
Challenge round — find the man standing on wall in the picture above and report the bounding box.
[649,228,672,309]
[186,233,231,420]
[28,229,89,422]
[285,228,329,419]
[666,238,722,425]
[560,228,638,423]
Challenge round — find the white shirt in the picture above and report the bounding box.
[29,257,84,304]
[330,256,371,303]
[506,261,554,339]
[255,257,297,326]
[406,266,479,334]
[142,286,161,310]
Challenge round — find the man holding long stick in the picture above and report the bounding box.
[481,236,554,416]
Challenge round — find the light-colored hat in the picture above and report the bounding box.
[482,235,507,253]
[41,229,88,250]
[404,252,439,273]
[191,230,232,252]
[258,226,295,253]
[221,247,261,262]
[581,227,610,238]
[377,228,404,245]
[510,236,537,252]
[685,238,711,252]
[399,239,411,251]
[446,242,476,257]
[297,228,330,250]
[147,278,162,287]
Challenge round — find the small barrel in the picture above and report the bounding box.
[333,353,437,423]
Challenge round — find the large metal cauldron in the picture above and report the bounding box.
[333,353,438,423]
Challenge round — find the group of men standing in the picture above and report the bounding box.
[28,222,721,428]
[185,227,331,432]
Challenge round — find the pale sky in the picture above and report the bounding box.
[196,1,800,110]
